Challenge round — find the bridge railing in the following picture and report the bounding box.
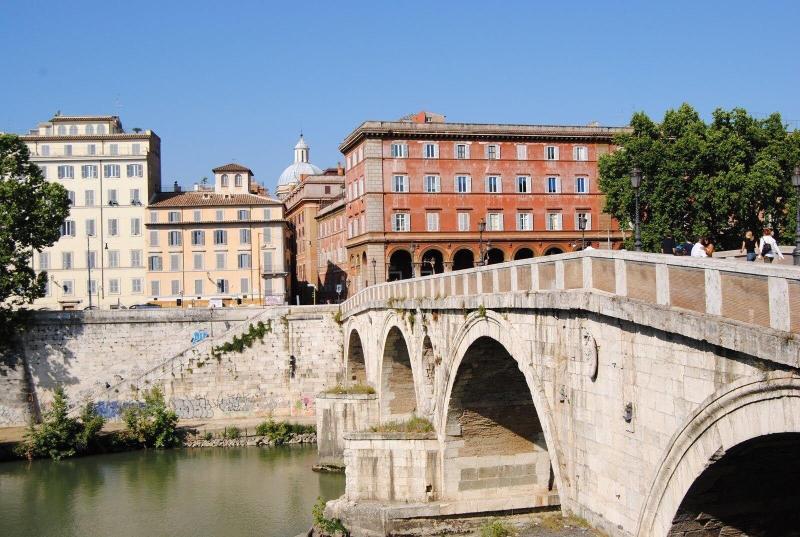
[341,250,800,334]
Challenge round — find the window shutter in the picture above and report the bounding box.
[554,146,560,160]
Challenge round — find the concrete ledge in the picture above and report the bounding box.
[345,431,436,441]
[316,393,378,401]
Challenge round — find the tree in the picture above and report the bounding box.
[599,104,800,251]
[0,134,70,314]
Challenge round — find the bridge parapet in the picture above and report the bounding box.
[342,250,800,335]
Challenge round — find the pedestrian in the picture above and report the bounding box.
[661,233,676,255]
[691,237,708,257]
[741,231,757,262]
[704,239,715,258]
[758,227,784,263]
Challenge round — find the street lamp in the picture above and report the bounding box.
[371,258,377,285]
[792,165,800,266]
[478,218,486,266]
[86,234,93,309]
[578,214,587,251]
[630,166,643,252]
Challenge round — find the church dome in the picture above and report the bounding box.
[277,135,322,186]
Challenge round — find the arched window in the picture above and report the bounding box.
[69,126,78,135]
[97,124,106,135]
[234,174,242,187]
[221,174,229,187]
[85,125,94,135]
[57,125,66,135]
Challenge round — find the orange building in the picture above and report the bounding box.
[315,197,347,302]
[338,112,628,290]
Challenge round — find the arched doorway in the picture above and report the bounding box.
[381,326,416,420]
[388,250,412,281]
[443,336,553,502]
[669,433,800,536]
[420,249,444,276]
[486,248,505,265]
[346,329,366,385]
[514,248,534,260]
[544,247,564,256]
[452,249,474,271]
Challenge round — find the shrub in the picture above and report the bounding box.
[255,419,314,444]
[16,386,105,460]
[481,519,514,537]
[369,415,434,433]
[312,496,347,536]
[122,387,180,449]
[324,383,375,395]
[203,431,213,441]
[222,426,240,439]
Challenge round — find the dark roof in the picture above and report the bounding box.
[316,197,346,219]
[20,133,158,141]
[50,115,119,123]
[149,191,280,208]
[212,163,253,174]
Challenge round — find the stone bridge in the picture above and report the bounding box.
[319,250,800,537]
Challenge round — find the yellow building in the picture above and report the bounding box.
[19,115,161,310]
[145,164,287,307]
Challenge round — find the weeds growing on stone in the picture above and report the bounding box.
[222,426,241,439]
[255,419,315,444]
[480,519,515,537]
[369,415,434,433]
[324,383,375,395]
[312,496,348,536]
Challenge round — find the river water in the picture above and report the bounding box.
[0,446,344,537]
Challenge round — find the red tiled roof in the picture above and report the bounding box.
[211,163,253,174]
[149,191,280,208]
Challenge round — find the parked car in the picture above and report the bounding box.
[130,303,162,309]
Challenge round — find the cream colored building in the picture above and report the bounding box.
[145,164,287,307]
[19,115,161,309]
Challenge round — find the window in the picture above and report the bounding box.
[215,210,224,221]
[149,230,159,247]
[64,144,72,156]
[86,251,97,269]
[215,253,226,269]
[131,218,141,236]
[84,190,95,207]
[516,144,528,160]
[237,209,250,221]
[216,279,229,293]
[237,253,251,269]
[486,176,501,193]
[60,220,76,237]
[57,165,74,179]
[41,145,50,156]
[87,279,97,296]
[170,254,181,271]
[240,278,249,294]
[57,125,66,135]
[126,164,143,177]
[168,230,181,246]
[97,125,106,135]
[263,226,272,243]
[262,251,273,272]
[148,255,163,271]
[194,279,203,295]
[87,144,96,155]
[104,164,120,178]
[455,144,469,159]
[171,280,180,295]
[455,175,471,193]
[62,252,73,269]
[324,185,331,194]
[108,250,120,268]
[85,125,94,135]
[150,281,160,296]
[426,212,439,232]
[193,253,203,270]
[547,176,561,193]
[132,278,143,294]
[130,189,141,205]
[39,165,47,178]
[68,126,78,135]
[424,143,438,159]
[131,250,142,268]
[168,211,181,223]
[193,210,201,222]
[221,174,229,186]
[234,174,243,187]
[39,252,49,270]
[67,190,75,205]
[487,212,503,231]
[420,175,440,193]
[517,175,531,193]
[109,144,118,156]
[486,144,499,160]
[62,280,74,295]
[392,213,409,232]
[107,189,118,205]
[86,219,96,237]
[458,212,470,232]
[392,175,408,193]
[239,229,251,244]
[517,212,532,231]
[214,230,227,245]
[545,145,559,160]
[546,212,563,231]
[575,176,588,194]
[108,218,119,236]
[573,145,588,161]
[132,143,141,155]
[390,143,408,158]
[575,212,592,231]
[191,230,205,246]
[150,211,158,224]
[81,165,97,179]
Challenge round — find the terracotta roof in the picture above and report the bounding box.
[316,197,346,218]
[20,133,157,141]
[212,163,253,174]
[149,191,280,208]
[50,115,119,122]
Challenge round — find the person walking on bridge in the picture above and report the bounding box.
[741,231,758,262]
[758,227,783,263]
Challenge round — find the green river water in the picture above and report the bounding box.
[0,446,344,537]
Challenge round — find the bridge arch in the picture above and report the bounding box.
[438,311,565,507]
[637,374,800,537]
[345,327,367,386]
[378,320,418,421]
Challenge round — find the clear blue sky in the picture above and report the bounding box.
[2,0,798,192]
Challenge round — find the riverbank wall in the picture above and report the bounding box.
[0,306,344,427]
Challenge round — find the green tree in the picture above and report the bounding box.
[0,134,70,316]
[122,387,180,448]
[599,104,800,251]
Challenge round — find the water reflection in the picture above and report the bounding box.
[0,446,344,537]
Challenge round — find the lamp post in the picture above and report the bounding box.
[792,165,800,266]
[630,166,643,252]
[371,258,377,285]
[478,218,486,266]
[86,234,93,309]
[578,214,587,250]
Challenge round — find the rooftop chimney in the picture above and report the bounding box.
[173,181,181,193]
[337,162,344,175]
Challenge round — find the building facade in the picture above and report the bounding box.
[20,115,161,309]
[338,112,628,291]
[145,164,287,307]
[315,197,347,303]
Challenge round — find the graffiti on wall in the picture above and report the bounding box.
[0,405,21,426]
[168,393,316,419]
[94,400,146,420]
[191,329,209,346]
